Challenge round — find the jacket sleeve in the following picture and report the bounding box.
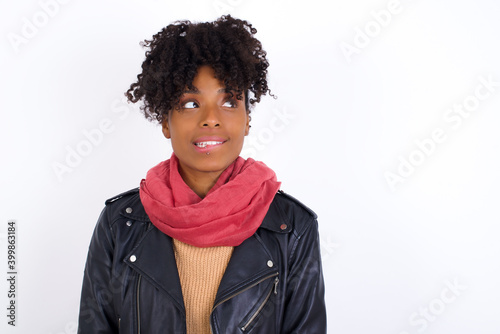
[282,217,327,334]
[78,206,119,334]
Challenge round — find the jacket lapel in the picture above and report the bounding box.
[214,233,278,306]
[124,226,185,312]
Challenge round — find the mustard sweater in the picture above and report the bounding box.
[173,239,234,334]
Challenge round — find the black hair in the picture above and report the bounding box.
[125,15,274,123]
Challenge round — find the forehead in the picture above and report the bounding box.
[186,65,244,93]
[190,66,221,86]
[185,67,225,94]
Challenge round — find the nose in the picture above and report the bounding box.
[200,103,220,128]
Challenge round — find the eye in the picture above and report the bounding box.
[182,101,198,109]
[222,99,237,108]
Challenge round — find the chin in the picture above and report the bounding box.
[199,157,236,172]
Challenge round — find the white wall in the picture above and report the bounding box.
[1,0,499,333]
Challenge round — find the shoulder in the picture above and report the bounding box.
[89,188,150,254]
[102,187,150,224]
[105,187,140,205]
[261,190,318,236]
[274,190,317,220]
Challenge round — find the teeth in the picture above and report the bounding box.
[195,141,223,148]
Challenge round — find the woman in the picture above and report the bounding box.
[78,15,326,333]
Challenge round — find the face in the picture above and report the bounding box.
[162,65,250,179]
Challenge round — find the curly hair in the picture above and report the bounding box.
[125,15,274,123]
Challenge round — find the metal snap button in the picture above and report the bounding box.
[130,255,137,262]
[125,207,133,214]
[280,224,287,230]
[126,221,132,227]
[267,260,273,267]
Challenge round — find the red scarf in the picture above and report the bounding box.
[139,153,281,247]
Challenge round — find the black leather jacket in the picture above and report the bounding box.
[78,188,326,333]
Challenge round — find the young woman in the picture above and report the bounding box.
[78,15,326,334]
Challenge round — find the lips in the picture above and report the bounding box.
[193,136,227,152]
[194,141,224,148]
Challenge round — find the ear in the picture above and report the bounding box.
[244,112,250,136]
[162,118,171,139]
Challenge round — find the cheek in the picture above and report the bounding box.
[233,121,248,142]
[233,122,248,148]
[167,117,190,142]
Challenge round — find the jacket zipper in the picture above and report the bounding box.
[210,272,279,334]
[240,276,279,332]
[137,274,142,334]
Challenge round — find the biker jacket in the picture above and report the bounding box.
[78,188,327,333]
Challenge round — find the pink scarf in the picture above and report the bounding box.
[139,153,281,247]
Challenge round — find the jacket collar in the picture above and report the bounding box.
[259,193,292,233]
[117,191,150,222]
[115,188,293,234]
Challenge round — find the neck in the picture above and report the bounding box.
[178,167,223,198]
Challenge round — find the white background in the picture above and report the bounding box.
[1,0,500,333]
